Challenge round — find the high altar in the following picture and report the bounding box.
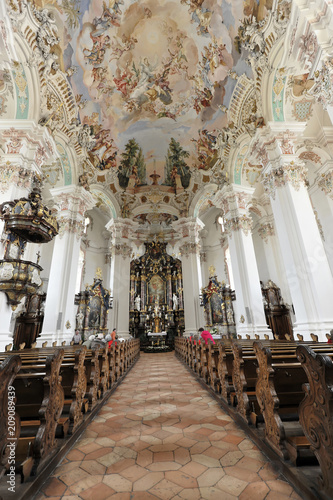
[129,241,184,340]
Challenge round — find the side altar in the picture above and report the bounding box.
[201,267,236,338]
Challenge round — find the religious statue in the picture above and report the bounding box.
[76,310,84,329]
[135,295,141,312]
[173,293,178,310]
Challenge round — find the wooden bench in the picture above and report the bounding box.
[296,344,333,498]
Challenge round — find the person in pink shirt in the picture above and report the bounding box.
[198,327,215,345]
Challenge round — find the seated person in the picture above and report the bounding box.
[72,330,81,345]
[198,327,215,345]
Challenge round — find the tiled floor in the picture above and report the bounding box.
[36,352,302,500]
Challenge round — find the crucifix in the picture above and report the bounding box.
[36,251,41,265]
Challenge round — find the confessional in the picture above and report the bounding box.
[261,280,293,339]
[13,293,46,348]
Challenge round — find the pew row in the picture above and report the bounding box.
[174,337,333,500]
[0,339,140,490]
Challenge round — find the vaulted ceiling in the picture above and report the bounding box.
[48,0,271,186]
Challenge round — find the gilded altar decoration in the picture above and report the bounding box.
[201,271,236,337]
[0,185,59,243]
[75,276,111,337]
[129,241,184,338]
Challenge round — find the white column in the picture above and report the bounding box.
[105,218,138,338]
[41,186,95,345]
[263,162,333,340]
[173,217,205,336]
[256,122,333,340]
[214,185,271,338]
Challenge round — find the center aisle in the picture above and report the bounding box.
[36,352,301,500]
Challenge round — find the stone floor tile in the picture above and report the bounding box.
[200,486,237,500]
[216,474,248,496]
[266,479,294,495]
[164,470,199,488]
[174,447,191,465]
[224,464,260,483]
[197,467,225,487]
[69,475,104,495]
[132,471,165,491]
[220,450,244,467]
[152,450,174,462]
[106,458,136,474]
[118,464,147,482]
[41,477,67,497]
[147,461,182,471]
[79,482,115,500]
[34,353,301,500]
[149,478,183,499]
[136,448,153,467]
[258,463,280,481]
[58,467,91,487]
[102,473,132,492]
[239,481,270,500]
[265,492,295,500]
[79,460,106,476]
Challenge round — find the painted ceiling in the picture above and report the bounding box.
[44,0,272,187]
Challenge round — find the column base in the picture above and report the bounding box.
[117,330,130,339]
[235,323,272,339]
[184,328,198,338]
[293,321,333,342]
[36,331,73,347]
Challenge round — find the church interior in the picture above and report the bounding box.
[1,0,333,499]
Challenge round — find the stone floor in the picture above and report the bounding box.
[35,352,302,500]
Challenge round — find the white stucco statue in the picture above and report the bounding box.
[135,295,141,311]
[173,293,178,310]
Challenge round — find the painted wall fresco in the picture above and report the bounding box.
[34,0,272,182]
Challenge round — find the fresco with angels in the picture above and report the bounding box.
[48,0,272,181]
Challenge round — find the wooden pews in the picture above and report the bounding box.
[174,336,333,500]
[296,344,333,498]
[0,338,140,490]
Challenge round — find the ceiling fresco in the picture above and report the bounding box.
[43,0,272,187]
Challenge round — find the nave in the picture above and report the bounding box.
[36,353,301,500]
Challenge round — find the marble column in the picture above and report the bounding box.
[173,217,205,336]
[105,218,138,338]
[41,186,95,345]
[260,123,333,340]
[214,185,271,338]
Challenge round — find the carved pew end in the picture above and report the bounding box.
[31,342,37,349]
[19,342,26,350]
[237,335,242,339]
[42,342,48,347]
[5,343,12,351]
[264,334,269,340]
[297,334,303,341]
[52,341,57,347]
